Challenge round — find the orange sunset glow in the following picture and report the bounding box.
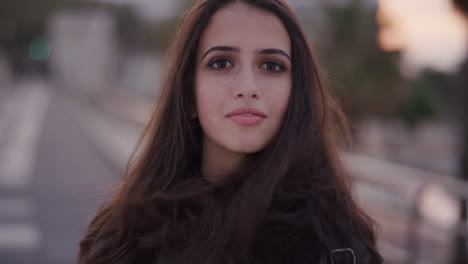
[377,0,468,74]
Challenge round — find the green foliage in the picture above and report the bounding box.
[318,0,406,119]
[98,4,179,52]
[400,69,460,126]
[318,0,458,126]
[0,0,70,41]
[400,76,438,127]
[113,5,145,51]
[143,18,179,51]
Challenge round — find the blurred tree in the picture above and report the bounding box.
[400,69,459,127]
[113,5,144,52]
[399,77,438,127]
[0,0,159,74]
[319,0,406,120]
[144,18,179,51]
[0,0,69,38]
[454,0,468,13]
[320,0,457,129]
[139,1,191,52]
[0,0,72,74]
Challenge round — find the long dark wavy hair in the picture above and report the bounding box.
[78,0,382,263]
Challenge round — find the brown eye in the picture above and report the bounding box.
[263,61,286,72]
[208,58,233,70]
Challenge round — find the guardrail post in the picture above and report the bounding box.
[451,219,467,264]
[406,184,425,264]
[451,177,467,264]
[452,108,468,264]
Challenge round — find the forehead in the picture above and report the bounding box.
[198,3,291,53]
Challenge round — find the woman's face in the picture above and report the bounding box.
[195,2,292,159]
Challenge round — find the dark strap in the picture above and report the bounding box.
[329,248,356,264]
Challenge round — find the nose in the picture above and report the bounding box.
[234,69,259,99]
[236,92,258,99]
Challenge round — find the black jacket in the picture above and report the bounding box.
[154,238,374,264]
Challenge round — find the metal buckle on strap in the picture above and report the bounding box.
[329,248,356,264]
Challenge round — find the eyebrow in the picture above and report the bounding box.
[258,48,291,62]
[202,46,240,59]
[201,46,291,62]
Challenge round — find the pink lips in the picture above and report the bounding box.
[226,107,266,126]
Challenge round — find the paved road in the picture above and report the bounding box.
[0,81,121,264]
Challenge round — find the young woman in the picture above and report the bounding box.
[78,0,383,263]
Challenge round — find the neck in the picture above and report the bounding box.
[201,137,244,183]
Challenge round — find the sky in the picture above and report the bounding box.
[378,0,468,75]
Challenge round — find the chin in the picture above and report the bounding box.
[227,141,268,154]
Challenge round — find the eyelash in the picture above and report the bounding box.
[207,58,287,73]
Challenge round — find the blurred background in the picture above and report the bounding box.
[0,0,467,263]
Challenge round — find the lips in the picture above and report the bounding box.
[226,107,266,126]
[226,108,266,117]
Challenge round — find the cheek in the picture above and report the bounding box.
[278,89,291,111]
[195,78,226,121]
[268,81,291,118]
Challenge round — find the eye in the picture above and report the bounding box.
[208,58,233,70]
[262,61,286,72]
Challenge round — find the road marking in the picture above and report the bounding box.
[69,98,140,170]
[0,223,41,250]
[0,197,34,219]
[0,85,51,188]
[0,91,22,140]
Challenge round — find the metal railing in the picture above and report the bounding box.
[344,152,468,264]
